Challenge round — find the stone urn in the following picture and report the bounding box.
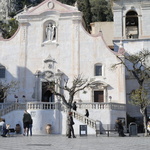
[15,124,21,134]
[46,124,51,134]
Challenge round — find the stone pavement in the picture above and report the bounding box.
[0,133,149,150]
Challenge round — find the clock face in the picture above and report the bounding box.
[48,2,54,9]
[44,71,53,78]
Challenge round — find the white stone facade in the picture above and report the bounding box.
[113,0,150,118]
[0,0,127,134]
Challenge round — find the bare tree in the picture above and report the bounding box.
[112,50,150,136]
[43,74,95,111]
[42,74,96,136]
[0,80,18,103]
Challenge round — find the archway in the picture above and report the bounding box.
[42,82,54,102]
[126,11,139,39]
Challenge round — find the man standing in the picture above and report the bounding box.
[23,110,32,136]
[68,112,76,138]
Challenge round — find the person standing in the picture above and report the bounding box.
[28,118,33,136]
[72,101,77,111]
[67,112,76,138]
[115,119,126,137]
[23,110,32,136]
[85,109,89,117]
[147,120,150,135]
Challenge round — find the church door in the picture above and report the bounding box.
[42,82,54,102]
[94,91,104,102]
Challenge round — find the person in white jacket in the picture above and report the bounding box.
[0,118,8,137]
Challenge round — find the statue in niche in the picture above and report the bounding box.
[45,23,56,41]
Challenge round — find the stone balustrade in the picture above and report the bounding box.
[27,102,61,110]
[73,110,96,129]
[0,102,126,117]
[77,102,126,111]
[0,103,26,116]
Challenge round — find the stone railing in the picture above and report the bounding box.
[27,102,61,110]
[0,102,126,119]
[60,105,97,129]
[0,103,26,117]
[73,110,96,129]
[77,102,126,111]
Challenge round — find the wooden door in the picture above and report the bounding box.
[94,91,104,102]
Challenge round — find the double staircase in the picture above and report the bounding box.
[0,101,126,134]
[0,102,97,131]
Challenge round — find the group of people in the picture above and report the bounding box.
[73,101,89,117]
[0,110,32,137]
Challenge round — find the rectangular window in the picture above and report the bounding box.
[95,65,102,76]
[0,67,5,78]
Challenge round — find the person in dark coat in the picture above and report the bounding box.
[85,109,89,117]
[72,101,77,111]
[68,112,76,138]
[23,110,32,136]
[115,119,126,137]
[28,118,33,136]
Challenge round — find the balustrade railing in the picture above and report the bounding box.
[0,102,125,131]
[73,110,96,129]
[0,103,26,117]
[27,102,61,110]
[77,102,126,111]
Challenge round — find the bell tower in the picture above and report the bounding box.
[112,0,150,40]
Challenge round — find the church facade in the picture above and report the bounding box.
[0,0,149,134]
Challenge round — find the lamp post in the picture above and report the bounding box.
[109,96,112,102]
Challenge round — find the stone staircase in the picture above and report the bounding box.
[0,102,97,131]
[0,103,26,117]
[72,110,96,129]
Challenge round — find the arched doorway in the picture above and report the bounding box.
[42,82,54,102]
[126,11,139,39]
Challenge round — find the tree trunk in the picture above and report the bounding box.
[66,108,72,136]
[140,108,148,136]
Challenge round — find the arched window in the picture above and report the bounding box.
[126,11,139,39]
[94,64,102,76]
[0,65,5,78]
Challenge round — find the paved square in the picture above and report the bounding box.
[0,134,149,150]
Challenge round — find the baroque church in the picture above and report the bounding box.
[0,0,149,135]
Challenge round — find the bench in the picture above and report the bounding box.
[103,129,118,137]
[7,128,16,137]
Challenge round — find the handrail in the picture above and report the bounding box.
[0,103,26,117]
[72,110,96,129]
[60,105,97,129]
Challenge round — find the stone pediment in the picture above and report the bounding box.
[19,0,79,16]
